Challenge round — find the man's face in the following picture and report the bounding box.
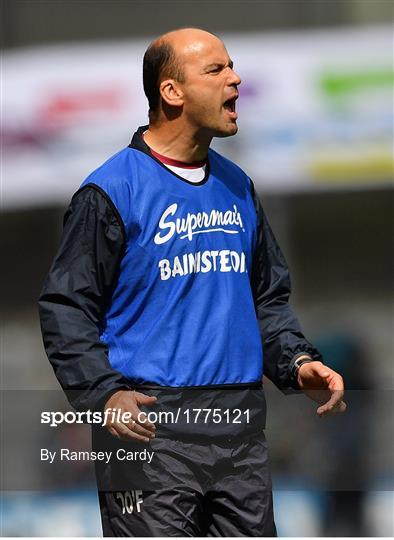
[176,34,242,138]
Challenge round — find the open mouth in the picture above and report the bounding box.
[223,97,237,114]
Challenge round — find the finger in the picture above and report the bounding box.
[318,400,347,416]
[110,421,152,443]
[136,414,156,432]
[311,363,331,379]
[122,418,156,439]
[327,373,345,391]
[337,400,347,413]
[129,408,156,432]
[103,406,156,433]
[115,401,156,432]
[107,426,120,439]
[134,392,158,405]
[317,399,346,416]
[106,423,151,442]
[316,390,344,416]
[119,408,156,434]
[327,399,346,413]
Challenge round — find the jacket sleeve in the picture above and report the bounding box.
[250,183,323,392]
[38,184,131,412]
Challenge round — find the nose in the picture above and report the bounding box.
[229,67,241,87]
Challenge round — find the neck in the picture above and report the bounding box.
[144,119,212,163]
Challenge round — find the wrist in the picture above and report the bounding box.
[290,354,314,385]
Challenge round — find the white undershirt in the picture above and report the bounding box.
[143,131,206,183]
[164,163,206,183]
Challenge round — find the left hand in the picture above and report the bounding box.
[297,361,347,417]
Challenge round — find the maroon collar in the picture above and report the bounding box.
[142,133,207,169]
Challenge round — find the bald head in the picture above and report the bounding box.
[158,28,222,53]
[143,28,222,118]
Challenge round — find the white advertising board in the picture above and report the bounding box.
[3,26,393,209]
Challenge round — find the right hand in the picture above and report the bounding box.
[104,390,157,443]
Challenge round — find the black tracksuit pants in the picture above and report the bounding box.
[95,387,277,537]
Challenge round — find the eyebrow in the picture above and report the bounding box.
[205,59,234,71]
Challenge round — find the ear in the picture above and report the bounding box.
[159,79,184,108]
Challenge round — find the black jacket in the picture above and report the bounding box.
[38,130,322,412]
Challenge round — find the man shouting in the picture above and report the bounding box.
[39,28,346,536]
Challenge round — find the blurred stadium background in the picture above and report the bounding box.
[1,0,393,536]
